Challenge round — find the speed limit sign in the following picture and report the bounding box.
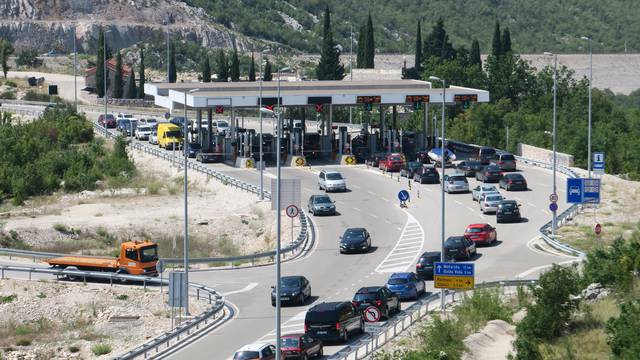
[285,205,299,218]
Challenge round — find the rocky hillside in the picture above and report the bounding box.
[0,0,261,53]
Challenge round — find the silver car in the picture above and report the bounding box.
[472,185,499,202]
[443,173,469,193]
[319,170,347,192]
[480,194,505,214]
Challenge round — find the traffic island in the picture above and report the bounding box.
[235,157,255,169]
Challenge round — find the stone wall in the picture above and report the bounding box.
[517,143,574,167]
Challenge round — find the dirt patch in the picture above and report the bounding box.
[0,278,204,359]
[462,320,515,360]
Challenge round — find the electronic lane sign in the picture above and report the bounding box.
[593,152,605,174]
[434,262,475,290]
[566,178,601,204]
[405,95,430,103]
[356,95,381,104]
[454,94,478,103]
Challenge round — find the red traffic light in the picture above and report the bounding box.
[215,105,224,114]
[315,103,323,113]
[265,104,274,111]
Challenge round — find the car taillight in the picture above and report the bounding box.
[335,323,341,330]
[351,300,359,307]
[485,172,490,176]
[498,161,504,164]
[416,263,422,268]
[500,172,504,176]
[304,323,308,332]
[508,180,513,184]
[375,300,382,307]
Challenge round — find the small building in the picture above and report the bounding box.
[84,58,133,95]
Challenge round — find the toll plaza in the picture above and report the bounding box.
[144,80,489,167]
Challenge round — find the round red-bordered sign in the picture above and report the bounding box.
[363,306,381,323]
[595,223,602,235]
[285,205,299,218]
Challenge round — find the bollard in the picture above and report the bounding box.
[408,179,411,190]
[417,190,420,198]
[397,175,400,182]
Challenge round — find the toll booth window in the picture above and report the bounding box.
[125,249,138,261]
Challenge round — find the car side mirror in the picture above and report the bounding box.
[271,286,275,289]
[518,204,522,207]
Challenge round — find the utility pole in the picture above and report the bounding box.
[581,36,593,178]
[349,23,353,124]
[73,25,77,111]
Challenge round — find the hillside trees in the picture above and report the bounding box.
[316,5,344,80]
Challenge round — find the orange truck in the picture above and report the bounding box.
[46,240,159,276]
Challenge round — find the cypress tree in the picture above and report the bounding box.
[502,28,512,53]
[263,59,273,81]
[423,17,447,60]
[201,56,211,83]
[414,20,422,72]
[0,39,13,79]
[230,47,240,82]
[112,51,123,99]
[138,47,146,98]
[470,39,481,67]
[491,21,502,57]
[215,49,228,82]
[356,24,365,69]
[248,53,256,81]
[315,5,345,80]
[168,41,177,83]
[126,68,137,99]
[96,30,105,98]
[364,13,375,68]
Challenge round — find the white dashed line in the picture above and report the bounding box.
[353,207,361,212]
[370,214,378,218]
[467,207,476,212]
[527,202,537,208]
[455,200,463,205]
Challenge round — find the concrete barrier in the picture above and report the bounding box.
[517,143,574,167]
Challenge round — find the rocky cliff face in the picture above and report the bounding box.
[0,0,256,52]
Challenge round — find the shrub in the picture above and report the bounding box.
[68,345,80,353]
[115,294,128,301]
[15,338,31,346]
[454,289,513,332]
[91,343,112,356]
[0,294,17,304]
[606,300,640,358]
[53,223,68,233]
[0,91,16,99]
[582,236,640,292]
[416,315,466,359]
[23,90,50,102]
[4,80,17,87]
[16,49,40,67]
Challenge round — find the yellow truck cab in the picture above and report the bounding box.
[157,123,183,150]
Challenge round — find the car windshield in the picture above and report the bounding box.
[234,351,260,360]
[165,130,182,138]
[449,176,467,182]
[106,115,115,120]
[507,174,524,180]
[466,227,483,233]
[446,237,464,246]
[326,173,343,180]
[486,166,500,172]
[467,161,481,166]
[282,338,299,348]
[387,278,409,285]
[138,126,151,132]
[487,195,503,202]
[421,254,440,262]
[146,119,157,123]
[501,154,515,160]
[314,196,332,204]
[140,246,158,262]
[189,143,201,149]
[280,278,301,287]
[216,121,229,127]
[123,114,134,119]
[344,231,365,240]
[501,202,517,209]
[482,186,497,192]
[354,292,378,301]
[389,156,402,161]
[408,162,421,168]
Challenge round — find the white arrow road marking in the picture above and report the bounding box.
[222,282,259,296]
[376,210,425,273]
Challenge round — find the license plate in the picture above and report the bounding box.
[317,330,327,335]
[503,211,512,215]
[281,297,289,300]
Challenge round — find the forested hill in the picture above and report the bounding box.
[184,0,639,53]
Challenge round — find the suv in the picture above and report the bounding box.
[400,161,423,178]
[233,343,276,360]
[444,236,477,260]
[414,165,440,184]
[443,173,469,193]
[491,152,517,171]
[352,286,401,319]
[380,153,405,172]
[98,114,116,128]
[135,125,152,140]
[318,170,347,192]
[415,251,441,280]
[497,200,522,223]
[308,194,336,216]
[305,301,364,342]
[476,165,503,183]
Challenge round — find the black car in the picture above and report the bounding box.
[475,165,503,183]
[496,200,522,223]
[195,148,222,163]
[352,286,401,320]
[271,275,311,306]
[400,161,423,178]
[184,143,201,158]
[305,301,364,342]
[444,236,477,260]
[339,228,371,254]
[308,194,336,216]
[415,251,442,280]
[499,173,528,191]
[456,160,483,177]
[367,152,389,167]
[413,166,440,184]
[416,150,432,164]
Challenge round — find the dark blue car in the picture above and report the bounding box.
[385,272,426,301]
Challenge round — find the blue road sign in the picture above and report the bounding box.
[593,152,605,172]
[435,262,474,277]
[398,190,410,202]
[566,178,601,204]
[549,202,558,212]
[567,178,584,203]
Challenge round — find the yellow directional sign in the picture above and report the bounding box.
[345,156,355,165]
[245,159,254,168]
[434,275,474,290]
[295,157,305,166]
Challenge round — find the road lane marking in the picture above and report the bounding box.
[455,200,463,205]
[367,191,376,196]
[351,184,361,189]
[467,207,476,212]
[222,282,259,296]
[370,214,378,218]
[382,198,390,202]
[376,210,425,274]
[527,202,537,208]
[353,207,361,212]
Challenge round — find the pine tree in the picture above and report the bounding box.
[201,56,211,83]
[248,53,256,81]
[471,39,481,67]
[364,13,375,68]
[168,41,177,83]
[215,49,228,82]
[414,20,422,72]
[315,5,345,80]
[230,47,240,82]
[126,68,137,99]
[356,24,365,69]
[112,51,123,99]
[96,30,105,97]
[502,28,512,53]
[263,59,273,81]
[491,21,502,57]
[138,47,146,98]
[0,39,13,79]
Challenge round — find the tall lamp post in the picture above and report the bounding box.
[103,29,112,137]
[182,88,199,316]
[258,50,269,200]
[429,75,446,312]
[275,65,290,360]
[349,23,353,124]
[73,25,77,111]
[544,52,558,237]
[581,36,593,178]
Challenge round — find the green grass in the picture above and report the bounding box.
[91,343,112,356]
[115,294,129,301]
[15,338,31,346]
[68,345,80,353]
[52,223,69,233]
[0,294,17,304]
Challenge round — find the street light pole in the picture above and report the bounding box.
[259,51,264,200]
[429,75,446,312]
[581,36,593,178]
[544,52,558,237]
[103,29,110,137]
[73,25,77,111]
[349,23,353,124]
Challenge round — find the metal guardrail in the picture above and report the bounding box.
[327,279,538,360]
[0,104,43,116]
[0,265,227,360]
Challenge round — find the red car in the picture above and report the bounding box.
[98,114,116,128]
[379,153,405,172]
[280,333,323,359]
[464,223,497,245]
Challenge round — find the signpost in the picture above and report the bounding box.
[398,190,410,207]
[595,223,602,235]
[168,271,187,328]
[593,152,605,174]
[363,306,382,323]
[566,178,601,204]
[549,202,558,212]
[285,205,299,246]
[434,262,475,290]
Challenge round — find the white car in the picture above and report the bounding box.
[135,125,152,141]
[443,173,469,193]
[213,120,230,134]
[232,343,276,360]
[472,185,499,202]
[480,193,505,214]
[117,113,135,120]
[145,118,158,127]
[319,170,347,192]
[149,129,159,145]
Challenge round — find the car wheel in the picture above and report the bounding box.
[397,301,402,313]
[318,345,324,357]
[413,290,419,301]
[301,354,308,360]
[342,328,348,342]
